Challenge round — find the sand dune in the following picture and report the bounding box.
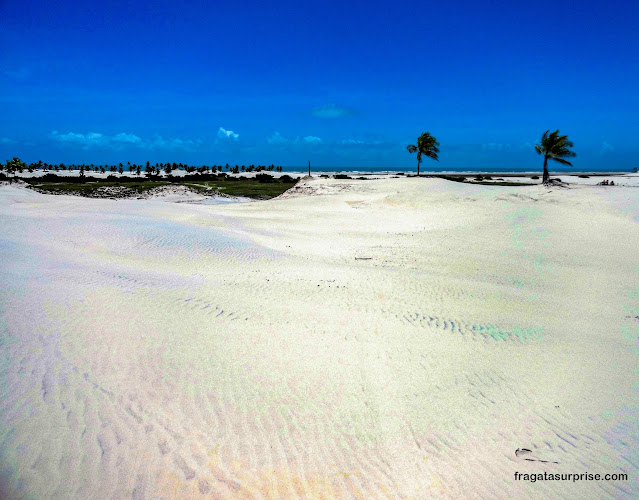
[0,177,637,499]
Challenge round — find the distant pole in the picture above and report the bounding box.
[308,160,311,176]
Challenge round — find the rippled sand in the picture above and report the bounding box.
[0,177,637,499]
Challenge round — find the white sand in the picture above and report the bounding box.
[14,168,639,185]
[0,177,637,499]
[473,173,639,187]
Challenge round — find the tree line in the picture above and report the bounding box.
[0,159,284,181]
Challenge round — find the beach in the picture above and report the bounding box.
[0,175,638,499]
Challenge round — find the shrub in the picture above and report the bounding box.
[334,174,351,179]
[280,175,296,183]
[186,173,224,181]
[255,173,275,183]
[531,175,539,179]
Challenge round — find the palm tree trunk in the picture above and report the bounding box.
[417,160,420,176]
[542,156,549,184]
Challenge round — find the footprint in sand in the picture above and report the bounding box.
[515,448,559,464]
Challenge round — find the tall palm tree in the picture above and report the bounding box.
[407,132,439,176]
[535,130,576,184]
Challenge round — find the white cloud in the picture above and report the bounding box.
[0,137,16,144]
[113,132,142,144]
[311,104,353,118]
[51,131,107,149]
[51,130,202,151]
[267,131,289,145]
[217,127,239,141]
[267,132,323,146]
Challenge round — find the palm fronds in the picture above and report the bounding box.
[535,129,576,183]
[407,132,439,175]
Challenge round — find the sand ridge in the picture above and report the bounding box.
[0,177,637,498]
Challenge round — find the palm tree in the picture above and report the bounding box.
[535,130,576,184]
[6,157,26,182]
[407,132,439,176]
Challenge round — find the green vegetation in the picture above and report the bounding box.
[20,172,297,199]
[406,132,439,176]
[535,130,576,184]
[181,177,295,199]
[0,155,298,199]
[4,157,26,181]
[30,180,171,196]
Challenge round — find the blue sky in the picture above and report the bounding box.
[1,0,638,171]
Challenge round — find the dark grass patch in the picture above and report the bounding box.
[182,179,294,199]
[27,175,297,200]
[31,181,170,193]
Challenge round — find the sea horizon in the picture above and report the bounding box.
[282,165,635,175]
